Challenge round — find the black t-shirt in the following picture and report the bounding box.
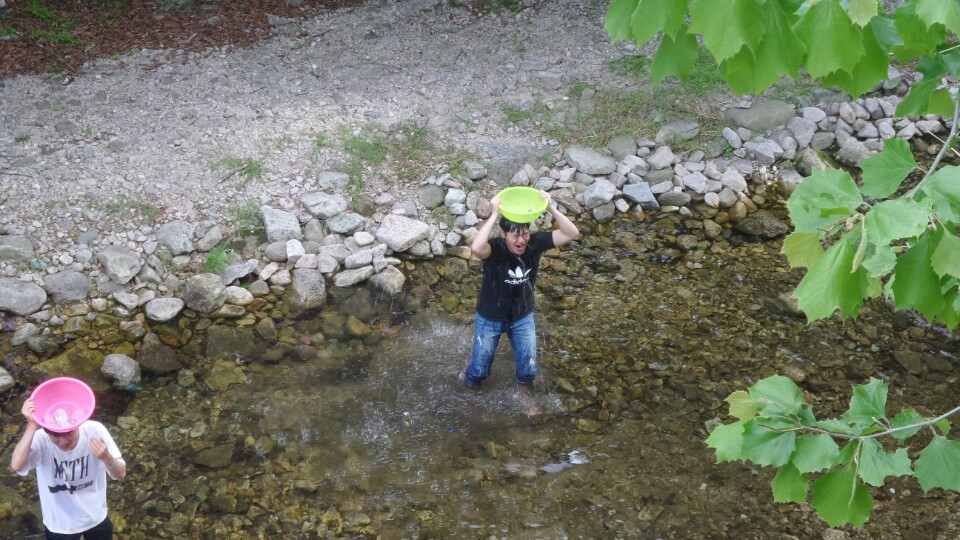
[476,231,555,322]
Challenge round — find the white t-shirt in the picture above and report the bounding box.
[16,420,124,534]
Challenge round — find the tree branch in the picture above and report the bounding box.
[908,85,960,199]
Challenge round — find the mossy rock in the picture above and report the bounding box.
[33,347,106,391]
[205,359,246,391]
[205,325,262,362]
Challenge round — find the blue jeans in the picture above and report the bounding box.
[465,313,538,387]
[45,517,113,540]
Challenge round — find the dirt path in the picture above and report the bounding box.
[0,0,636,259]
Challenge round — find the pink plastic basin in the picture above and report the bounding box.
[30,377,96,433]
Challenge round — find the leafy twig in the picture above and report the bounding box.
[907,85,960,199]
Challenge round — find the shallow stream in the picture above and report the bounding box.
[4,214,960,539]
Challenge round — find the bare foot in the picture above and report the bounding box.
[515,386,541,417]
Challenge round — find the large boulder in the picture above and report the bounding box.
[96,245,142,284]
[144,297,185,322]
[43,270,93,304]
[0,278,47,315]
[655,120,699,144]
[375,215,430,252]
[370,266,406,296]
[284,268,326,318]
[157,220,196,256]
[723,99,796,132]
[563,146,616,175]
[183,273,227,313]
[0,235,35,263]
[137,333,182,373]
[101,354,141,386]
[583,179,617,209]
[205,325,261,362]
[301,192,348,219]
[734,210,790,238]
[261,206,302,242]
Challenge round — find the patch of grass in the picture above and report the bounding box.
[342,132,386,165]
[683,48,728,97]
[137,204,159,224]
[89,196,161,222]
[2,23,19,40]
[204,244,231,273]
[25,1,55,22]
[157,253,177,272]
[568,81,590,99]
[545,47,729,150]
[607,48,727,98]
[607,56,650,79]
[25,1,79,45]
[432,206,456,229]
[15,135,29,143]
[314,132,331,150]
[504,101,553,124]
[451,0,520,12]
[511,33,527,53]
[209,156,265,186]
[385,122,433,162]
[226,201,263,235]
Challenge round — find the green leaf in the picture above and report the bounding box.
[651,24,700,84]
[892,228,947,321]
[847,0,878,26]
[895,78,940,117]
[858,438,913,487]
[860,242,897,278]
[726,390,757,420]
[892,3,947,62]
[889,408,925,441]
[742,419,797,467]
[689,0,765,63]
[920,165,960,224]
[750,375,806,417]
[915,0,960,34]
[941,48,960,79]
[927,88,957,117]
[821,20,889,97]
[868,15,903,50]
[859,138,917,199]
[772,462,809,503]
[794,234,872,321]
[843,377,888,425]
[786,169,863,233]
[811,464,874,528]
[630,0,689,45]
[707,421,746,462]
[790,433,840,473]
[776,0,805,15]
[936,418,952,437]
[781,232,825,269]
[932,229,960,280]
[795,0,865,79]
[604,0,640,41]
[915,436,960,492]
[863,198,933,247]
[817,418,861,436]
[720,0,807,94]
[838,439,859,464]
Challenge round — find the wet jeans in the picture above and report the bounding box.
[45,517,113,540]
[465,313,538,387]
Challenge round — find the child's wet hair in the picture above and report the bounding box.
[499,216,529,234]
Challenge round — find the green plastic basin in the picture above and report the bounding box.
[497,187,548,223]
